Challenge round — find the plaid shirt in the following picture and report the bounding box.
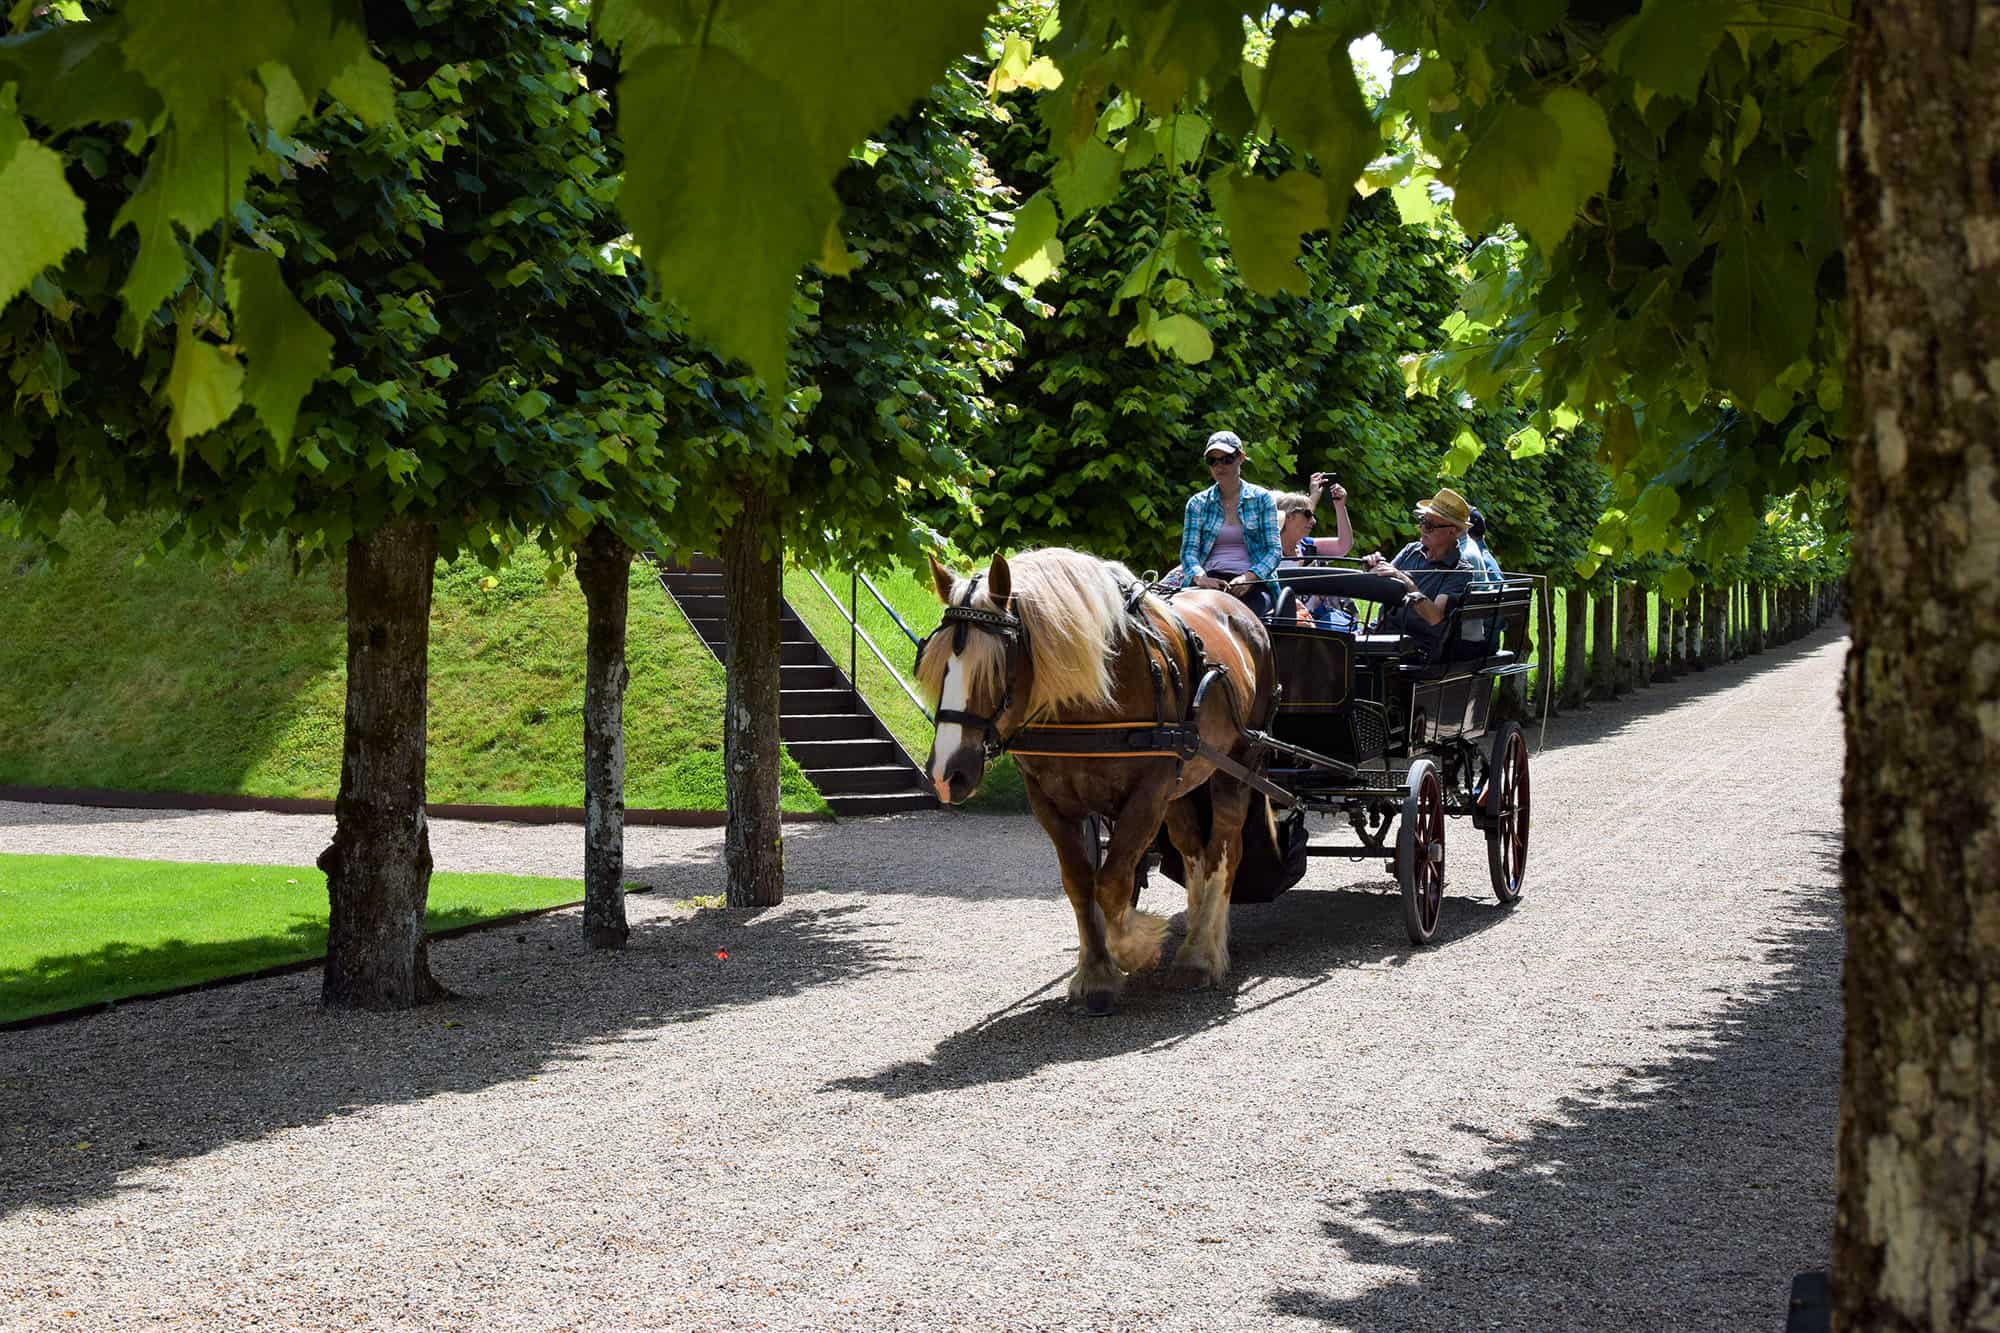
[1180,482,1280,583]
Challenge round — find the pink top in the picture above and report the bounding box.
[1206,519,1252,575]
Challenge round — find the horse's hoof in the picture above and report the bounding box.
[1081,989,1118,1017]
[1164,963,1209,991]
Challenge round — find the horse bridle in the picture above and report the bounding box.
[915,573,1029,757]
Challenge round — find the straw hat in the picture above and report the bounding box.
[1413,487,1472,528]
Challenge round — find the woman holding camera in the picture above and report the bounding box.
[1179,429,1279,616]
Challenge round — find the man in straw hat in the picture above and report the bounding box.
[1361,486,1483,654]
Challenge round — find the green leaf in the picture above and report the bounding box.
[0,99,88,314]
[165,318,244,450]
[1389,174,1439,227]
[516,389,551,421]
[726,0,993,181]
[1150,313,1213,364]
[1628,484,1681,552]
[120,0,296,124]
[1052,136,1123,218]
[1712,230,1816,408]
[1605,0,1731,105]
[1440,427,1483,477]
[1258,24,1375,229]
[1506,425,1548,460]
[1658,565,1695,601]
[1002,189,1062,279]
[1208,167,1325,296]
[618,43,836,392]
[224,249,333,452]
[1731,94,1761,164]
[326,47,397,127]
[1455,91,1613,256]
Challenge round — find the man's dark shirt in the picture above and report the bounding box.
[1378,540,1481,657]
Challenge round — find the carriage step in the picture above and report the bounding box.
[807,765,929,796]
[784,738,905,769]
[823,790,937,817]
[781,713,877,741]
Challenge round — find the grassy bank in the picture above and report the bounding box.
[0,853,591,1024]
[0,512,826,813]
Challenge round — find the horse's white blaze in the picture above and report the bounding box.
[930,653,968,796]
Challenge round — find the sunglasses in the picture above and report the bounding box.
[1206,454,1240,466]
[1418,519,1456,532]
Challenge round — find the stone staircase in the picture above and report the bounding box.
[648,557,936,817]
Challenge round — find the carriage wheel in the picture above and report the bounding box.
[1398,759,1447,944]
[1484,721,1530,904]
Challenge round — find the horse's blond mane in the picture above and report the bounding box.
[916,548,1142,719]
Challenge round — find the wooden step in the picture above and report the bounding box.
[807,765,928,796]
[825,791,938,817]
[782,640,825,665]
[781,713,876,742]
[660,572,724,596]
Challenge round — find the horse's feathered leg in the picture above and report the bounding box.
[1026,781,1121,1014]
[1173,774,1252,988]
[1161,794,1211,989]
[1093,773,1177,975]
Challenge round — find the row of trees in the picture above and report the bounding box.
[3,3,1978,1319]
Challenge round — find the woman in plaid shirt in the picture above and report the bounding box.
[1179,429,1280,617]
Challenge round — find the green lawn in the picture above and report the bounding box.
[785,563,1029,812]
[0,511,827,813]
[0,853,590,1025]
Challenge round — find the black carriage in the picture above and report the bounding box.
[1143,563,1536,944]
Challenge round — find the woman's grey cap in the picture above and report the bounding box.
[1203,430,1245,457]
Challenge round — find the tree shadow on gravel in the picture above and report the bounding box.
[0,897,896,1221]
[1267,829,1843,1330]
[1532,622,1847,756]
[824,875,1514,1100]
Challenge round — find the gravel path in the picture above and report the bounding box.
[0,626,1847,1330]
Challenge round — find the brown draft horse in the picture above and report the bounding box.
[918,548,1276,1014]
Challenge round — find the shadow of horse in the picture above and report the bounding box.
[823,880,1517,1101]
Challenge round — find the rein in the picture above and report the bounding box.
[922,574,1288,805]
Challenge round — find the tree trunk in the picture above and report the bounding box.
[722,483,784,908]
[1703,584,1727,666]
[1652,594,1674,680]
[1559,586,1589,710]
[1614,581,1641,692]
[1532,577,1558,715]
[1836,6,2000,1325]
[1590,585,1617,698]
[1750,582,1767,655]
[318,517,447,1010]
[576,527,633,950]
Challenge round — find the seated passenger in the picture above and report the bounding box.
[1361,486,1482,657]
[1275,490,1356,630]
[1463,505,1503,581]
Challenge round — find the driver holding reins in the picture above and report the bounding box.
[1179,429,1279,617]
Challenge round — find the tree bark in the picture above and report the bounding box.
[1533,576,1558,714]
[318,517,447,1010]
[1837,5,2000,1325]
[1590,584,1617,698]
[722,483,784,908]
[1750,582,1767,655]
[576,527,633,950]
[1703,584,1727,666]
[1612,581,1638,692]
[1559,586,1589,710]
[1652,594,1674,680]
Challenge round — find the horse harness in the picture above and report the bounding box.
[918,578,1291,805]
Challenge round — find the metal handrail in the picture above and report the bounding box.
[858,569,925,647]
[802,568,936,725]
